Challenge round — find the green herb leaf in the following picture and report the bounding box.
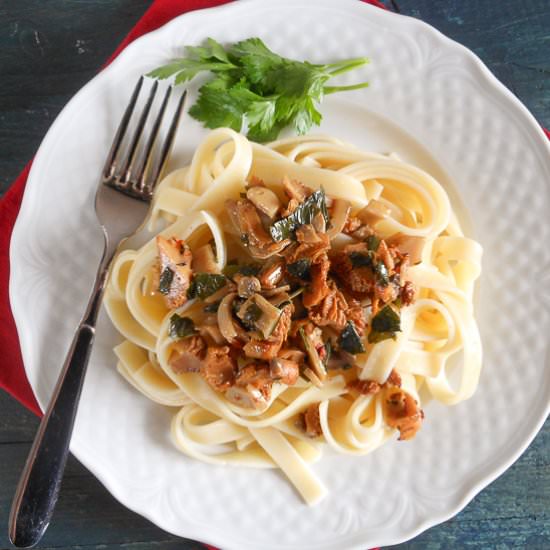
[187,273,227,300]
[239,264,261,276]
[287,259,311,280]
[228,37,284,85]
[222,262,240,278]
[339,321,365,354]
[349,251,374,268]
[186,37,231,64]
[188,81,246,132]
[270,188,329,242]
[368,305,401,343]
[169,314,196,339]
[158,267,174,295]
[366,235,380,251]
[148,37,369,142]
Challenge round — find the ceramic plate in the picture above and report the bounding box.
[10,1,550,548]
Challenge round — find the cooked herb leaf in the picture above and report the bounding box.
[149,37,369,142]
[158,267,174,295]
[349,249,388,285]
[169,314,196,339]
[368,305,401,343]
[269,188,329,242]
[239,264,261,276]
[339,321,365,354]
[222,263,240,278]
[366,235,380,251]
[223,262,260,278]
[349,251,373,268]
[287,259,311,280]
[187,273,227,300]
[371,305,401,333]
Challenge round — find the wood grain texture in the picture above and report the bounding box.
[1,1,549,548]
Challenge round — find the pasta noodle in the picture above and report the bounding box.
[104,128,482,504]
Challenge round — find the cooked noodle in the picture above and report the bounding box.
[104,128,482,504]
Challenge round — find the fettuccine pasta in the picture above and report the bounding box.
[104,128,482,504]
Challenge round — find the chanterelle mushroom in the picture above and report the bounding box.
[226,198,290,259]
[156,236,193,309]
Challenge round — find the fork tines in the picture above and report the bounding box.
[102,76,187,201]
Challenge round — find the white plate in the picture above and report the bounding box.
[10,1,550,548]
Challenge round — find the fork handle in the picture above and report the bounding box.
[9,247,113,548]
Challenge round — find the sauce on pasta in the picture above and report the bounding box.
[104,128,482,504]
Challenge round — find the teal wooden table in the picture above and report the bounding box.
[1,1,549,548]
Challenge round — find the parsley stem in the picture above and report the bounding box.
[323,82,370,94]
[325,57,370,76]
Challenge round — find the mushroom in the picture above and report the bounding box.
[246,186,281,219]
[217,292,247,344]
[258,259,285,289]
[156,236,193,308]
[225,199,290,259]
[192,243,219,274]
[236,275,261,298]
[282,175,311,202]
[357,199,391,226]
[269,357,299,385]
[383,389,424,440]
[385,233,426,265]
[168,335,206,374]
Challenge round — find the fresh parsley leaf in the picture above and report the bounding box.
[148,37,369,142]
[148,59,234,85]
[189,82,246,131]
[229,38,284,84]
[186,37,230,63]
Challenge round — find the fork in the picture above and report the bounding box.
[9,77,186,548]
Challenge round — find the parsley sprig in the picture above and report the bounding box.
[148,37,369,142]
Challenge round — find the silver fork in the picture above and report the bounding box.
[9,77,187,549]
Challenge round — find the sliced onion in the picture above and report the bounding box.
[386,233,426,264]
[327,199,351,238]
[246,186,281,219]
[218,292,240,343]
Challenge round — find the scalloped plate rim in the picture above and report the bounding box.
[10,1,550,549]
